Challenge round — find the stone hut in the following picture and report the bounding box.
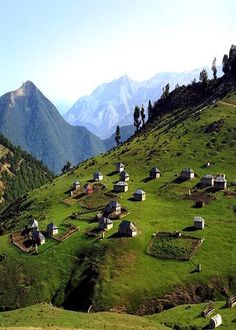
[194,216,205,230]
[29,218,38,232]
[150,167,161,179]
[133,189,146,201]
[201,174,214,187]
[83,183,94,194]
[93,171,103,181]
[104,201,121,215]
[73,180,80,191]
[209,314,222,329]
[115,162,125,173]
[114,181,128,192]
[120,171,129,182]
[118,220,137,237]
[214,175,227,190]
[47,223,58,236]
[32,231,45,245]
[99,217,113,231]
[180,168,195,180]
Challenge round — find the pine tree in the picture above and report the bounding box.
[140,104,145,126]
[211,57,217,80]
[115,125,121,147]
[199,68,208,85]
[133,106,141,132]
[147,100,153,119]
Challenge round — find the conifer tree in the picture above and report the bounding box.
[133,106,141,132]
[115,125,121,146]
[140,104,145,126]
[211,57,217,80]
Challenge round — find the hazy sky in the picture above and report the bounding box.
[0,0,235,103]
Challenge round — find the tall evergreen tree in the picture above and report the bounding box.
[199,68,208,85]
[222,54,229,75]
[211,57,217,80]
[140,104,145,126]
[147,100,153,119]
[133,106,141,132]
[115,125,121,147]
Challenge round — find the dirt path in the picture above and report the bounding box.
[219,100,236,108]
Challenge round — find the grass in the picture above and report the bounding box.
[147,234,201,260]
[0,94,236,322]
[0,303,168,330]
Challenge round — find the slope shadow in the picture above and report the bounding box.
[107,171,117,177]
[172,177,188,184]
[107,232,120,239]
[142,177,152,183]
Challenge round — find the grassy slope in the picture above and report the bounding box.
[0,304,168,330]
[148,301,236,329]
[0,94,236,317]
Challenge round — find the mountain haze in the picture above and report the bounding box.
[65,67,222,138]
[0,82,106,173]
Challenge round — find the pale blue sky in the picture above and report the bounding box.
[0,0,235,102]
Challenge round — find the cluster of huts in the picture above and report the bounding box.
[180,168,227,190]
[97,200,137,237]
[28,218,58,246]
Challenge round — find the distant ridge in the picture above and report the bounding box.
[64,67,222,139]
[0,81,106,173]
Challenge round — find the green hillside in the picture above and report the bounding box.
[0,91,236,327]
[0,303,168,330]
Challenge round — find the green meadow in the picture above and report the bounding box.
[0,94,236,327]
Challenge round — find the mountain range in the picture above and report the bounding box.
[0,81,105,174]
[64,67,223,138]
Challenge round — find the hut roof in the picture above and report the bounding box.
[120,171,129,177]
[32,230,45,240]
[119,220,137,231]
[134,189,145,195]
[202,174,214,179]
[30,218,38,228]
[115,181,128,186]
[116,162,124,167]
[182,168,194,173]
[107,200,121,208]
[47,223,58,230]
[150,167,160,173]
[99,217,113,225]
[214,176,226,182]
[194,216,204,223]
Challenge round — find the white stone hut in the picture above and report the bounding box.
[133,189,146,201]
[32,231,45,245]
[29,218,38,232]
[150,167,161,179]
[214,176,227,190]
[120,171,129,182]
[180,168,195,180]
[99,217,113,231]
[93,171,103,181]
[194,216,205,230]
[114,181,128,192]
[73,180,80,190]
[104,201,121,215]
[115,162,125,173]
[201,174,214,187]
[209,314,222,329]
[118,220,137,237]
[47,223,58,236]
